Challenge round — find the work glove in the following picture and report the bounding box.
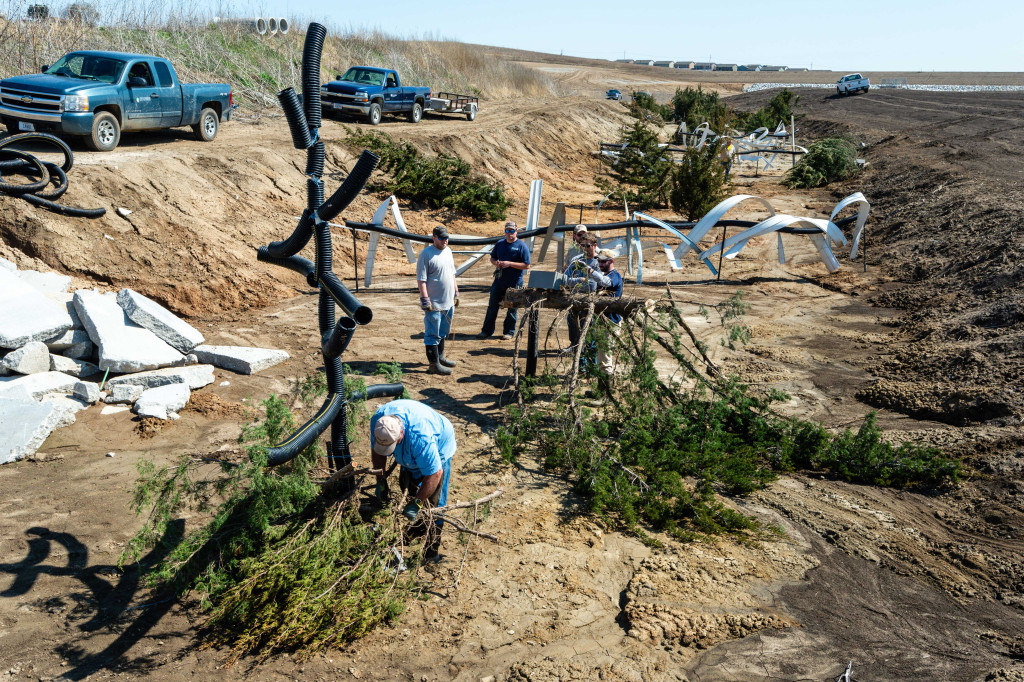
[453,296,460,308]
[374,480,389,503]
[420,297,432,312]
[402,499,420,522]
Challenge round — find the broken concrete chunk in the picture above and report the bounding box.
[16,270,71,295]
[41,393,89,418]
[105,364,215,390]
[0,397,74,464]
[116,289,205,354]
[104,384,144,404]
[73,289,184,372]
[192,345,289,375]
[0,269,74,349]
[0,257,15,272]
[100,405,130,415]
[73,381,102,404]
[44,328,91,352]
[0,372,80,401]
[134,383,191,421]
[50,354,100,378]
[64,340,95,360]
[1,342,51,375]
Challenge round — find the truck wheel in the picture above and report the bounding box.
[466,103,477,121]
[192,107,219,141]
[86,111,120,152]
[408,102,422,123]
[836,87,841,96]
[368,103,382,126]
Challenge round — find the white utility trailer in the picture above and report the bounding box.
[428,92,479,121]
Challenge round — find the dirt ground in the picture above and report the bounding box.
[2,59,1024,681]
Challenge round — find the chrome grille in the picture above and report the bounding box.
[0,87,63,113]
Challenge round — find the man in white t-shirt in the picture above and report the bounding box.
[416,225,459,375]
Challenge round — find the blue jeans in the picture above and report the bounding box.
[480,283,517,337]
[399,458,451,531]
[424,306,454,346]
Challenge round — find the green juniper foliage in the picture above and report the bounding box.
[733,89,800,133]
[596,120,674,210]
[628,91,674,123]
[671,86,730,133]
[668,139,730,221]
[123,391,418,663]
[502,298,961,543]
[343,129,512,220]
[784,137,859,188]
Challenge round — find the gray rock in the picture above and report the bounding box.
[0,371,79,401]
[73,381,102,404]
[116,289,204,354]
[16,270,71,295]
[41,393,89,417]
[134,383,191,421]
[192,345,289,375]
[0,397,75,464]
[50,354,100,378]
[0,269,74,349]
[64,339,95,360]
[44,328,91,351]
[105,364,215,390]
[104,384,145,404]
[1,342,52,375]
[100,405,130,415]
[73,289,184,372]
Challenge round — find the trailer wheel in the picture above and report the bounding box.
[368,103,382,125]
[86,111,120,152]
[408,102,422,123]
[466,103,477,121]
[192,107,219,142]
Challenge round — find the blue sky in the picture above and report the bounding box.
[232,0,1022,71]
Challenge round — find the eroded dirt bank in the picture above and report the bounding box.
[2,82,1024,681]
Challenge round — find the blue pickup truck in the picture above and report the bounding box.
[320,67,430,125]
[0,50,233,151]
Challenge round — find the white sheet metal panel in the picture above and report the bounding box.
[675,195,775,260]
[389,197,417,264]
[828,192,870,259]
[538,202,566,263]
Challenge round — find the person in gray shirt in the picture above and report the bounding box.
[417,225,460,375]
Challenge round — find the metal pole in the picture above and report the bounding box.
[352,230,359,291]
[526,308,539,377]
[717,222,727,281]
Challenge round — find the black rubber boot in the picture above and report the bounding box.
[437,339,457,368]
[425,345,452,375]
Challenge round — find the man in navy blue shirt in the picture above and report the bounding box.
[477,221,531,340]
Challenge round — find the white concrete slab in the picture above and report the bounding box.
[49,354,100,378]
[0,371,79,401]
[117,289,204,354]
[100,405,131,415]
[134,383,191,421]
[192,345,289,375]
[0,397,73,464]
[44,328,91,351]
[104,384,144,404]
[1,342,50,375]
[16,270,71,295]
[0,257,15,272]
[63,340,95,360]
[73,289,184,372]
[0,269,74,349]
[105,364,215,390]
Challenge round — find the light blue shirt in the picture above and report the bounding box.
[370,400,456,478]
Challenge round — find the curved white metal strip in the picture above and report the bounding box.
[675,194,776,260]
[389,198,416,264]
[829,192,870,259]
[634,212,716,274]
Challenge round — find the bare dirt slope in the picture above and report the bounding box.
[2,72,1024,681]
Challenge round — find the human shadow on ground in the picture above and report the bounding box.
[0,521,185,680]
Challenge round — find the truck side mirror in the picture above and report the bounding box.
[41,64,49,73]
[335,74,342,80]
[128,76,147,87]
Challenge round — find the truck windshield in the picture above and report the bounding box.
[340,68,385,87]
[45,53,126,84]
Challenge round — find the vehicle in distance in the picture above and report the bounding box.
[321,67,431,125]
[836,73,869,95]
[0,51,233,151]
[606,89,622,100]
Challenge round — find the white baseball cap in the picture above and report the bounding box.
[373,415,403,456]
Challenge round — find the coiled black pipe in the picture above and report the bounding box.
[278,87,313,149]
[322,316,356,359]
[265,382,406,466]
[317,150,380,223]
[301,22,327,128]
[0,133,101,217]
[319,271,373,325]
[256,246,315,280]
[266,209,315,259]
[305,141,325,177]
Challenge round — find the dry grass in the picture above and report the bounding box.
[0,0,558,112]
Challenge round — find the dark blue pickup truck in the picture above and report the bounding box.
[0,50,233,151]
[320,67,430,125]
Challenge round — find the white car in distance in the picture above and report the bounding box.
[836,73,870,95]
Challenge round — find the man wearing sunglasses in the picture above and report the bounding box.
[417,225,459,374]
[477,220,531,340]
